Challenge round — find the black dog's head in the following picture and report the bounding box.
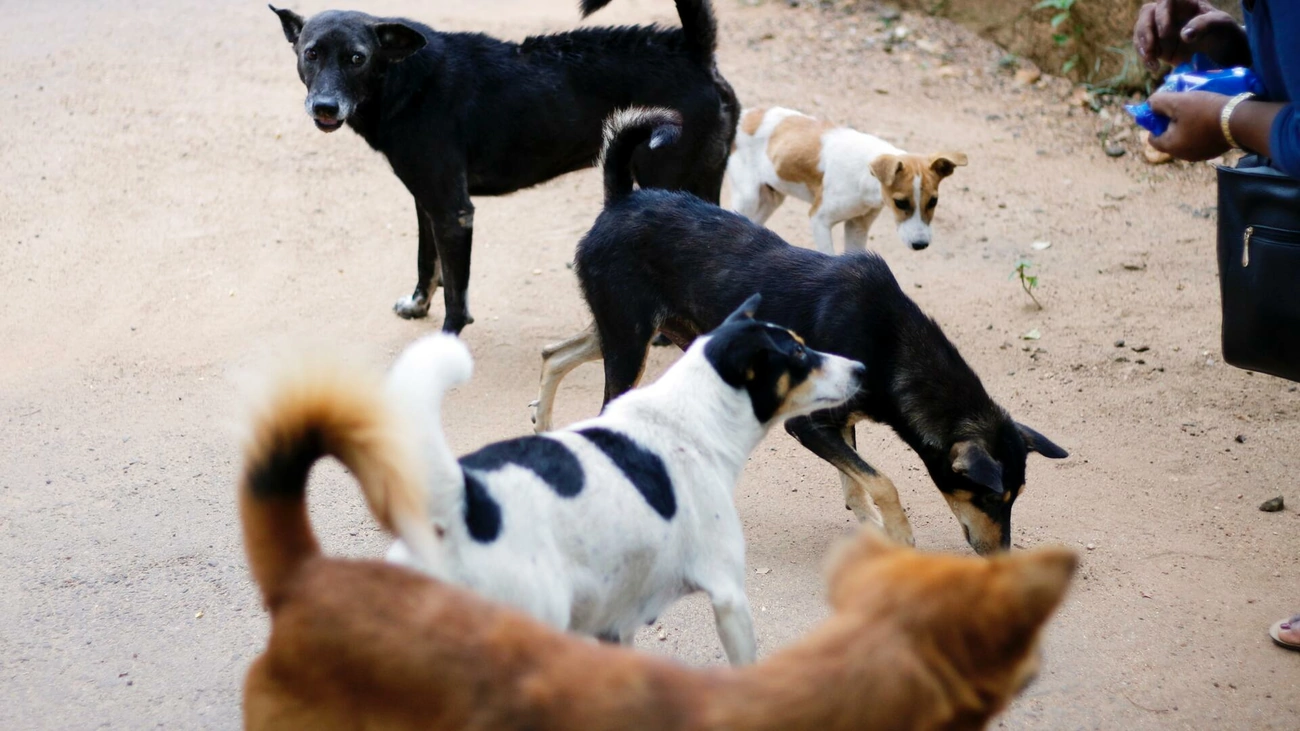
[926,417,1067,555]
[703,295,866,426]
[270,6,426,132]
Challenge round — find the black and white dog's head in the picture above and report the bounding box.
[702,295,865,425]
[269,6,426,132]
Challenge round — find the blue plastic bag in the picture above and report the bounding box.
[1126,54,1266,137]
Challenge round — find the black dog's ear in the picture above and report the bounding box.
[1017,423,1069,459]
[269,5,305,44]
[374,23,427,62]
[722,293,762,326]
[950,441,1004,494]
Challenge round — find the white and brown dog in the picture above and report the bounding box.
[727,106,967,253]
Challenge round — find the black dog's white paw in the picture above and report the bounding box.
[393,292,431,319]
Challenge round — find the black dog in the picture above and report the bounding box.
[270,1,739,333]
[532,109,1069,555]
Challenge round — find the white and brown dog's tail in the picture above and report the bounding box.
[384,334,475,537]
[239,349,450,609]
[599,107,683,204]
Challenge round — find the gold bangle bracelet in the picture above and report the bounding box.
[1220,92,1255,151]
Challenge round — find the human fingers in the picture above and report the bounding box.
[1153,0,1184,59]
[1147,91,1180,117]
[1181,10,1235,45]
[1134,3,1161,70]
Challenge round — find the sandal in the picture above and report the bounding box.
[1269,615,1300,651]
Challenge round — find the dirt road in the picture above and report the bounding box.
[2,0,1296,727]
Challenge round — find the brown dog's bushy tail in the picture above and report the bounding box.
[580,0,717,63]
[240,355,439,608]
[599,107,683,204]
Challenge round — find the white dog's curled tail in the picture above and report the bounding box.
[386,334,474,536]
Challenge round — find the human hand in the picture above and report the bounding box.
[1133,0,1250,71]
[1147,90,1231,161]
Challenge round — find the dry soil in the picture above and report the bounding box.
[1,0,1297,728]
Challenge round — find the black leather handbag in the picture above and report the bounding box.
[1216,155,1300,382]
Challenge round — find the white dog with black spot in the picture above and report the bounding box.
[385,295,864,663]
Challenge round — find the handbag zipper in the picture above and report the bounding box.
[1243,226,1252,267]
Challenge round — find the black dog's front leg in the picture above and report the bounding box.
[427,203,475,334]
[393,202,442,320]
[784,415,914,545]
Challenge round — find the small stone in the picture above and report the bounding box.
[1131,344,1150,353]
[1235,434,1246,444]
[1114,339,1126,347]
[754,567,772,575]
[1142,131,1173,164]
[1104,142,1127,158]
[1259,496,1284,512]
[1086,543,1095,551]
[1014,67,1042,86]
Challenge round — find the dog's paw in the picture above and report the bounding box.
[528,400,551,433]
[886,520,916,548]
[393,292,431,319]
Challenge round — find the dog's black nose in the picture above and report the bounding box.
[910,240,930,251]
[312,100,340,119]
[851,362,867,380]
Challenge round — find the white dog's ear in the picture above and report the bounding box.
[870,155,902,187]
[722,293,762,325]
[930,152,968,178]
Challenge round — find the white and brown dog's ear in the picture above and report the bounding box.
[930,152,968,178]
[269,5,305,44]
[870,154,903,187]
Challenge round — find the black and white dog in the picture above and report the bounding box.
[533,109,1069,556]
[385,305,863,664]
[270,1,739,333]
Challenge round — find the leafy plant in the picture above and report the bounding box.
[1010,259,1043,310]
[1035,0,1082,74]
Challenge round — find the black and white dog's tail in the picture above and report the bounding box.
[600,108,683,205]
[579,0,718,63]
[385,334,475,537]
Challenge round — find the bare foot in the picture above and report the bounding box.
[1270,615,1300,650]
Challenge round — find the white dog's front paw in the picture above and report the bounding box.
[393,292,431,319]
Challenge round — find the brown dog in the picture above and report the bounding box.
[241,358,1076,730]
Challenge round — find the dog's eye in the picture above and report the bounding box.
[793,344,806,360]
[894,198,911,210]
[304,48,318,61]
[926,197,938,210]
[351,53,366,66]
